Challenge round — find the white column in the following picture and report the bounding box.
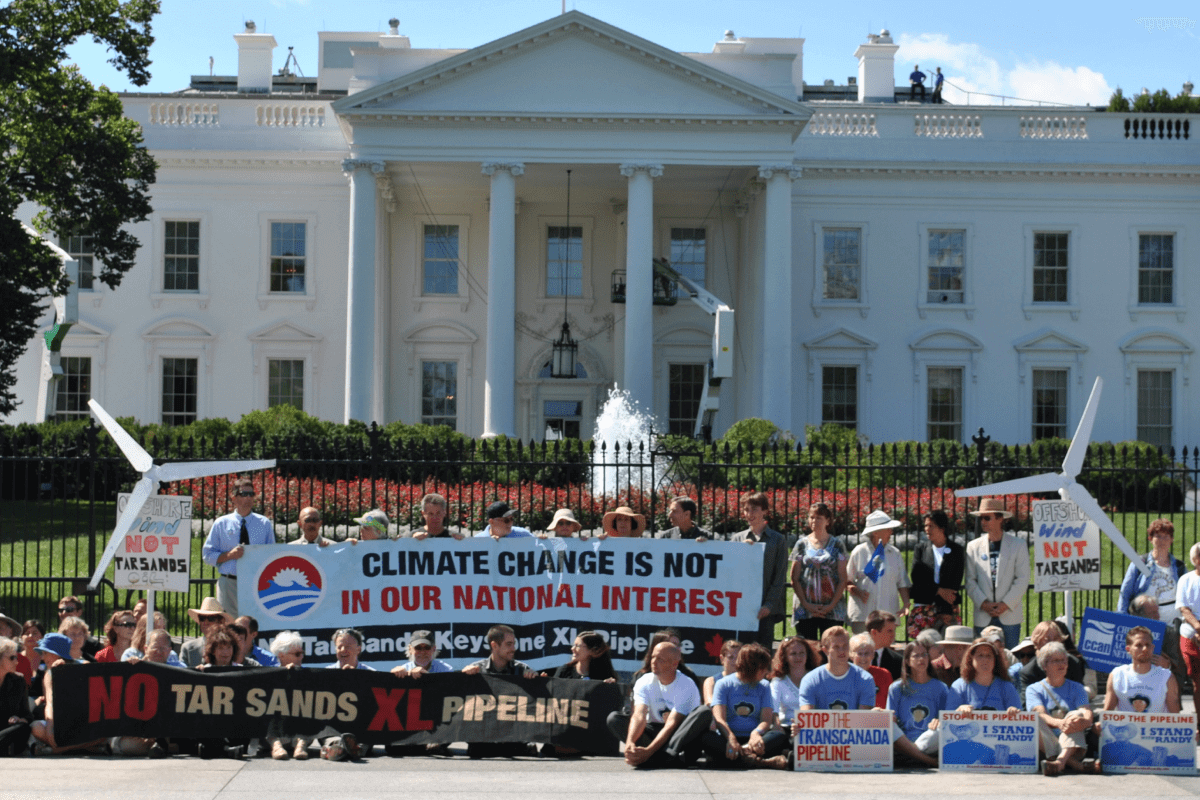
[482,161,524,438]
[620,163,662,412]
[758,164,800,433]
[342,158,384,424]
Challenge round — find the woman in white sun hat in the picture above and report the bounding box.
[846,509,911,633]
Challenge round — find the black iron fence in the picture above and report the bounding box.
[2,422,1196,642]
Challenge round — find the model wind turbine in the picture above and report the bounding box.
[86,398,276,591]
[955,376,1151,581]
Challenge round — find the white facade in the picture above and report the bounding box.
[9,12,1199,450]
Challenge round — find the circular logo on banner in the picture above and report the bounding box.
[256,553,325,621]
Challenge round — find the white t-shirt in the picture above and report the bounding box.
[1110,663,1172,713]
[1176,571,1200,638]
[632,671,702,723]
[846,542,911,622]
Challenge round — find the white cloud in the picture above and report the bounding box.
[896,32,1112,106]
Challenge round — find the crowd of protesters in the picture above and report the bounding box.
[2,481,1195,775]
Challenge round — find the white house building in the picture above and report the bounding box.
[9,12,1198,450]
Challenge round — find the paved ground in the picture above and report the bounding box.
[10,744,1200,800]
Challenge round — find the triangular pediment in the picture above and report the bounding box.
[804,327,878,351]
[248,321,322,343]
[1012,329,1088,353]
[334,12,805,120]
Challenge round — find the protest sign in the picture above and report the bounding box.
[1032,500,1099,592]
[1099,711,1197,774]
[113,494,192,592]
[793,709,892,772]
[1078,608,1166,673]
[239,537,762,672]
[51,661,623,752]
[937,710,1037,773]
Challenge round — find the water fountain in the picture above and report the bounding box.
[589,387,667,498]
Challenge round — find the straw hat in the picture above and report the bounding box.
[187,597,232,625]
[548,508,582,534]
[0,613,20,639]
[969,498,1012,518]
[602,506,645,537]
[862,509,902,538]
[942,625,974,645]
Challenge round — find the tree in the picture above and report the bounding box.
[1106,86,1200,113]
[0,0,159,416]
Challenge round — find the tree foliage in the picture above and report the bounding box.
[0,0,159,415]
[1106,86,1200,113]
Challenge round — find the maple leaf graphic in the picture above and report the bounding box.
[703,633,724,660]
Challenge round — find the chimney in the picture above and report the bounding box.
[853,28,897,103]
[234,21,277,93]
[713,30,746,54]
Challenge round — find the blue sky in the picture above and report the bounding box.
[67,0,1198,106]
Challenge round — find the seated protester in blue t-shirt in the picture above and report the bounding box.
[915,638,1020,755]
[798,627,877,711]
[703,643,789,769]
[887,640,948,767]
[390,630,454,678]
[1026,641,1095,776]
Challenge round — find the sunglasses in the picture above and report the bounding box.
[413,644,433,651]
[114,621,137,628]
[58,606,81,614]
[198,614,224,623]
[303,517,321,523]
[978,514,999,521]
[234,490,256,498]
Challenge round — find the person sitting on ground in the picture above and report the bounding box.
[461,624,537,758]
[0,614,29,688]
[30,634,106,755]
[1102,625,1180,714]
[57,615,95,663]
[227,622,262,667]
[475,501,534,539]
[235,615,278,666]
[850,632,893,708]
[122,613,184,667]
[703,643,789,769]
[608,641,703,768]
[55,595,102,658]
[266,631,312,760]
[656,496,714,541]
[553,631,616,682]
[630,629,704,699]
[1129,593,1186,687]
[704,639,742,704]
[197,626,240,671]
[20,619,45,687]
[347,508,390,544]
[799,627,877,711]
[406,493,465,540]
[391,630,453,678]
[978,625,1016,673]
[866,610,904,679]
[888,640,946,767]
[327,628,375,671]
[769,636,819,733]
[1028,641,1097,776]
[111,630,177,759]
[1016,620,1086,707]
[930,625,972,686]
[180,597,232,668]
[539,508,582,539]
[913,638,1021,757]
[95,610,137,663]
[601,506,646,538]
[0,636,30,756]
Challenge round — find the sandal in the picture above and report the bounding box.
[1042,760,1062,776]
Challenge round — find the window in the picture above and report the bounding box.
[822,229,860,300]
[268,359,304,409]
[821,366,858,429]
[927,367,963,441]
[163,221,199,292]
[543,401,582,439]
[421,361,457,429]
[269,222,306,293]
[546,226,582,297]
[927,230,965,304]
[669,228,706,293]
[1032,368,1068,440]
[161,358,197,426]
[54,357,91,420]
[1032,233,1068,303]
[1138,234,1174,305]
[60,233,95,291]
[1137,370,1173,449]
[668,363,706,436]
[423,224,459,295]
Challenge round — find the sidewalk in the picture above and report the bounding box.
[8,743,1200,800]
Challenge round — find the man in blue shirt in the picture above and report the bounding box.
[932,67,945,103]
[475,501,534,539]
[235,615,279,666]
[202,477,274,617]
[910,65,927,101]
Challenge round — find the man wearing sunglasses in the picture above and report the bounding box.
[964,498,1030,649]
[56,595,102,659]
[290,507,332,547]
[202,477,275,618]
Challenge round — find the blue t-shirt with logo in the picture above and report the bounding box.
[712,673,773,737]
[887,678,950,740]
[798,664,876,710]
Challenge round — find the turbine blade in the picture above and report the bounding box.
[155,459,276,483]
[1067,487,1152,580]
[954,473,1064,498]
[88,478,154,590]
[88,400,153,474]
[1063,377,1102,479]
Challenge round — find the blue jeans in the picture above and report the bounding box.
[975,619,1021,649]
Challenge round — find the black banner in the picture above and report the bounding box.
[51,663,624,753]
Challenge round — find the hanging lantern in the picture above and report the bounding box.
[550,320,577,378]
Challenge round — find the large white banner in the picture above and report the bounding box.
[113,493,192,592]
[1032,499,1100,592]
[238,537,763,672]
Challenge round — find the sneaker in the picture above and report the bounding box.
[147,742,168,759]
[341,733,361,760]
[293,740,310,760]
[271,741,289,760]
